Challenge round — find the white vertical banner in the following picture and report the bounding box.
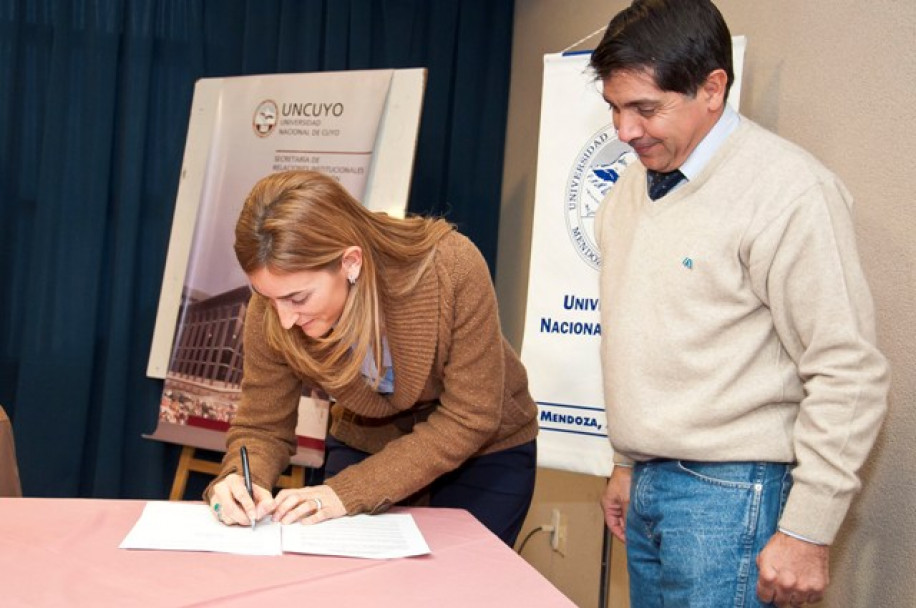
[521,52,622,477]
[522,38,745,477]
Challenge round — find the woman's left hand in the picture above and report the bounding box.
[272,484,346,524]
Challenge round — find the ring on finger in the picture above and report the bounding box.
[312,497,323,511]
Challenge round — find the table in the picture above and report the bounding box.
[0,498,575,607]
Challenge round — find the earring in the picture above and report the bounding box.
[347,274,357,285]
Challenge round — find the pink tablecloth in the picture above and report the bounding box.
[0,498,575,607]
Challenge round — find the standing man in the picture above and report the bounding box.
[591,1,889,607]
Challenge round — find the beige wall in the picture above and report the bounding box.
[498,1,916,606]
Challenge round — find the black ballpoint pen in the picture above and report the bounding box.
[240,445,256,530]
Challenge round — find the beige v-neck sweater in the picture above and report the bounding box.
[209,231,538,514]
[596,118,888,544]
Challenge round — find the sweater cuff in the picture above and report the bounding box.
[325,467,392,515]
[778,483,850,545]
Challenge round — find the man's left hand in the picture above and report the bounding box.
[756,531,829,606]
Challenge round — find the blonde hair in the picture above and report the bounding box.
[234,170,454,391]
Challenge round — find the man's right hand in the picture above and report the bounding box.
[602,465,633,542]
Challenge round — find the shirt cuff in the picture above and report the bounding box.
[612,453,635,468]
[779,527,828,546]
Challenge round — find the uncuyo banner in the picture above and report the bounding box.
[147,70,394,467]
[522,41,745,477]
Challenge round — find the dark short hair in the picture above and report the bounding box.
[590,0,733,98]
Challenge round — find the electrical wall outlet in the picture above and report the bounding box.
[550,508,568,555]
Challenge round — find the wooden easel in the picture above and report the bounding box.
[169,445,306,501]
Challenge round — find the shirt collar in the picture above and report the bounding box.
[678,104,740,182]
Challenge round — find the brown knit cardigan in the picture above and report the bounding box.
[206,231,539,514]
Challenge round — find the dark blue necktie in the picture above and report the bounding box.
[647,169,685,200]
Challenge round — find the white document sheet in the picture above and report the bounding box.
[119,502,430,559]
[281,513,430,559]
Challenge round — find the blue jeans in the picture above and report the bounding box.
[626,460,792,608]
[323,434,537,546]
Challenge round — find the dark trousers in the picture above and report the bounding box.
[324,434,537,546]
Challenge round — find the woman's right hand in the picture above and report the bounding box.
[208,473,275,527]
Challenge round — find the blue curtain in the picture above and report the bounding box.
[0,0,514,498]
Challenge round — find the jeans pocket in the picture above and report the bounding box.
[675,460,760,490]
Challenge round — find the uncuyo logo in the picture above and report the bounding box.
[252,100,278,137]
[564,125,636,270]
